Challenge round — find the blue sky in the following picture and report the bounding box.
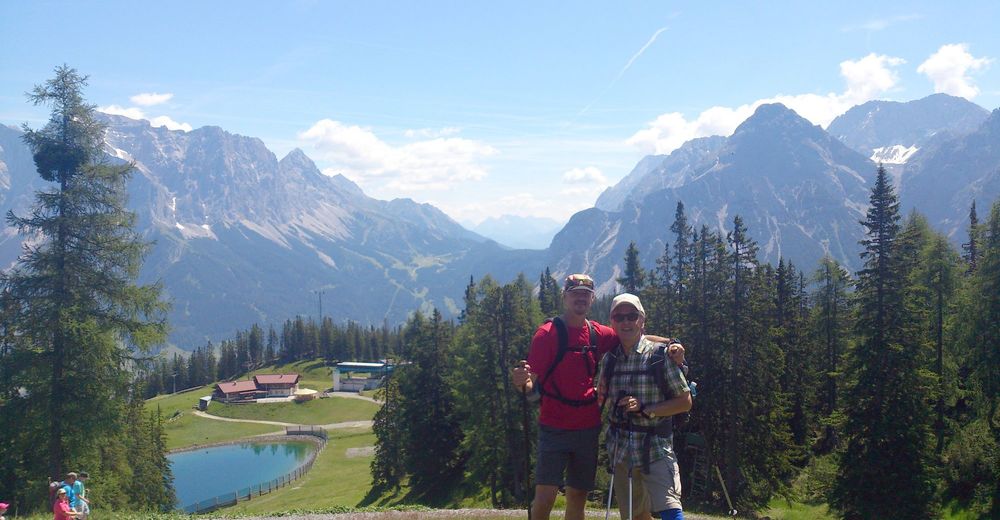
[2,1,998,227]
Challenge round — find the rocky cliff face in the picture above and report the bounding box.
[0,116,543,348]
[3,93,996,348]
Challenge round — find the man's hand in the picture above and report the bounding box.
[512,360,532,392]
[668,342,686,367]
[616,395,642,414]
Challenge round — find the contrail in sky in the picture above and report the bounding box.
[615,26,669,84]
[576,26,669,119]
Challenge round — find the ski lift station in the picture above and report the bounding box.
[332,361,395,391]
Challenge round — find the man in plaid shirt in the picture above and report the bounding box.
[598,293,692,520]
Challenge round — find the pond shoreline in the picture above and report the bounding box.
[168,433,325,455]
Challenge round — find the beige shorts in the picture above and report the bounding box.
[612,452,682,518]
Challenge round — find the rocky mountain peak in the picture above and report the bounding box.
[734,103,821,138]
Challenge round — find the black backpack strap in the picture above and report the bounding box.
[541,316,569,387]
[538,316,599,407]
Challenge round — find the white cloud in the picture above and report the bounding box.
[98,104,145,120]
[443,193,554,224]
[562,166,608,185]
[130,92,174,106]
[627,53,905,155]
[97,105,192,132]
[404,127,461,139]
[149,115,193,132]
[917,44,992,99]
[301,119,497,191]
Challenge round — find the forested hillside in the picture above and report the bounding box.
[369,168,1000,517]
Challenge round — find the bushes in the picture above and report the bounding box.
[943,419,998,515]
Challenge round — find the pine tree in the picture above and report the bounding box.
[962,200,980,274]
[833,166,937,519]
[911,226,960,454]
[538,268,560,317]
[671,201,693,334]
[811,256,853,451]
[959,200,1000,514]
[371,368,404,489]
[617,241,646,293]
[0,66,168,487]
[396,310,462,497]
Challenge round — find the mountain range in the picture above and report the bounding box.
[1,93,997,349]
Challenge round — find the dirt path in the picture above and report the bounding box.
[192,410,374,429]
[209,510,718,519]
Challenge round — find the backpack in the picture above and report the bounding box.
[536,316,599,407]
[603,339,693,473]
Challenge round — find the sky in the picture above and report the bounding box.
[1,1,998,228]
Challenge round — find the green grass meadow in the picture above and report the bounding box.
[207,395,379,425]
[136,359,892,519]
[228,427,377,514]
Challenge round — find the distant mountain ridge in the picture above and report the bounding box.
[0,115,544,348]
[471,215,562,250]
[2,94,997,349]
[547,94,999,294]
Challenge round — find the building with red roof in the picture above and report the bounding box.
[213,374,300,402]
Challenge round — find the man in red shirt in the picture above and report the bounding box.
[516,273,682,520]
[514,274,685,520]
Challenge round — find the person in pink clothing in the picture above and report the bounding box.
[52,488,80,520]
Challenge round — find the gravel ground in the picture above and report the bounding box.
[209,510,719,519]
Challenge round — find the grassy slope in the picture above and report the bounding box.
[146,385,282,450]
[229,427,377,514]
[207,396,378,425]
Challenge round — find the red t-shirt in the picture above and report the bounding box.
[53,500,73,520]
[528,319,618,430]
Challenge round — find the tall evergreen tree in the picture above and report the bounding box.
[811,256,853,451]
[0,67,168,492]
[959,200,1000,514]
[617,241,646,293]
[538,267,560,317]
[962,200,981,274]
[396,310,462,497]
[833,166,937,519]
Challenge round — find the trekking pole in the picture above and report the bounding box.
[713,465,738,516]
[521,390,532,520]
[627,410,634,520]
[605,405,626,520]
[604,435,616,520]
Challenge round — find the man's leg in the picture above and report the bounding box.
[564,486,588,520]
[646,455,684,520]
[612,463,654,520]
[532,484,559,520]
[563,425,602,520]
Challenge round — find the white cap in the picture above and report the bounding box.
[610,293,645,317]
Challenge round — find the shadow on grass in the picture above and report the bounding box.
[302,359,331,372]
[360,471,494,510]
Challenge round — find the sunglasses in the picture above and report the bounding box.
[611,312,641,323]
[564,275,595,291]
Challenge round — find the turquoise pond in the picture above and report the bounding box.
[169,441,314,509]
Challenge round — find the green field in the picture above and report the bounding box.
[206,395,379,425]
[228,427,377,514]
[140,361,850,519]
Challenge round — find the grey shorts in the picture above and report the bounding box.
[612,453,682,516]
[535,424,601,490]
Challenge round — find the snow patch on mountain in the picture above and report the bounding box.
[716,204,729,232]
[871,145,919,164]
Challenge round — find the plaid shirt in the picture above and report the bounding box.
[599,335,690,469]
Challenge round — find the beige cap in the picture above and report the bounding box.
[610,293,645,317]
